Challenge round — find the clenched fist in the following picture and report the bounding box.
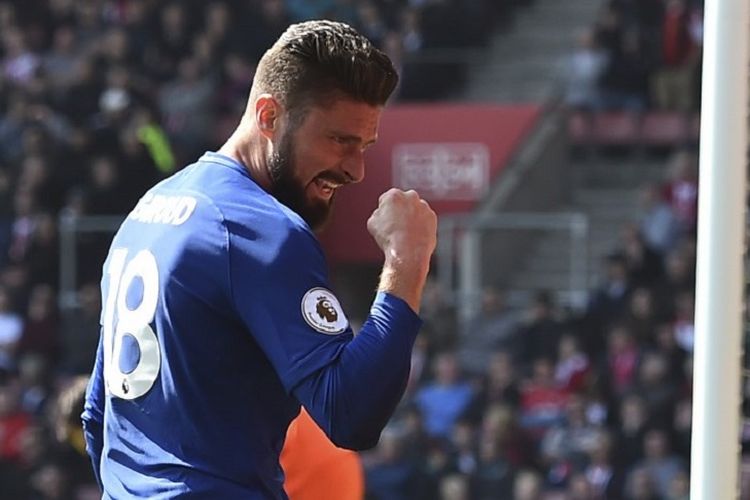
[367,189,437,312]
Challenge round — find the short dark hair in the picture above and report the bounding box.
[252,20,398,121]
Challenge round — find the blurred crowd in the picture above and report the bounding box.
[0,0,719,499]
[0,0,524,498]
[563,0,704,112]
[361,148,700,499]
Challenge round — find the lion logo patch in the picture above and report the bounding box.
[316,297,338,323]
[301,288,348,334]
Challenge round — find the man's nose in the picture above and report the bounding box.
[341,150,365,184]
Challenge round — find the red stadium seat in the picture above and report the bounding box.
[592,112,639,146]
[640,112,689,146]
[568,111,593,145]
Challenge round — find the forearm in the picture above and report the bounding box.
[294,292,421,450]
[377,255,430,314]
[367,188,436,313]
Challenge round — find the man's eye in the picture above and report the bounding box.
[332,136,347,144]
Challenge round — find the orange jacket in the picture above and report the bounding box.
[281,408,364,500]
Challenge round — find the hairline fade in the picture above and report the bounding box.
[249,20,399,126]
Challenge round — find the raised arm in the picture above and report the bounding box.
[294,190,436,449]
[228,189,436,449]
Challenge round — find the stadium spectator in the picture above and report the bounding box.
[651,0,701,112]
[651,247,695,320]
[653,322,688,384]
[42,24,80,88]
[583,430,626,497]
[364,429,417,500]
[626,466,661,500]
[638,183,681,255]
[482,402,535,469]
[513,469,544,500]
[1,28,39,86]
[635,351,680,428]
[563,28,608,110]
[671,290,695,353]
[593,2,625,60]
[632,428,687,498]
[0,285,23,369]
[604,324,641,396]
[519,357,569,438]
[598,27,652,111]
[671,396,692,462]
[240,0,293,63]
[356,1,388,48]
[622,287,658,345]
[516,290,564,369]
[554,334,591,392]
[667,469,691,500]
[449,418,478,476]
[420,277,459,354]
[615,394,649,467]
[620,224,664,289]
[473,428,515,500]
[458,286,517,374]
[16,352,51,416]
[540,394,602,482]
[397,404,430,463]
[567,472,596,499]
[16,284,59,367]
[415,350,475,438]
[0,380,30,464]
[85,156,129,215]
[157,56,217,163]
[661,149,699,235]
[581,252,631,354]
[475,349,522,412]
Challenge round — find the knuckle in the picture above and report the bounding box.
[381,188,404,204]
[379,189,395,202]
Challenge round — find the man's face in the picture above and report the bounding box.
[268,98,381,231]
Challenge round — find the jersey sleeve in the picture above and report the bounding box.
[82,333,105,488]
[227,220,353,390]
[227,218,422,449]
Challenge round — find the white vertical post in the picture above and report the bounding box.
[690,0,749,498]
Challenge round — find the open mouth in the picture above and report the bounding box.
[313,176,343,200]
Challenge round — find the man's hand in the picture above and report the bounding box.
[367,189,437,313]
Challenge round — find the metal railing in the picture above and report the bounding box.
[58,213,124,310]
[437,212,589,328]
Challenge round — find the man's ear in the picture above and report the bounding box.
[255,94,281,140]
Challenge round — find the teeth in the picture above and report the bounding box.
[318,179,338,190]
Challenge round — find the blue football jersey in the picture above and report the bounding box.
[82,152,422,499]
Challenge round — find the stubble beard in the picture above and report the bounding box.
[268,130,334,232]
